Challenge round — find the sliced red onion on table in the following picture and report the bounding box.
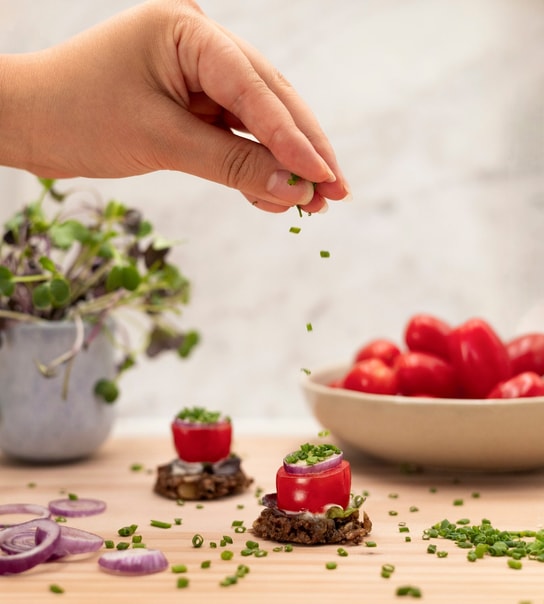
[98,548,169,575]
[0,519,60,575]
[0,503,50,528]
[36,525,104,559]
[283,450,343,475]
[48,497,106,517]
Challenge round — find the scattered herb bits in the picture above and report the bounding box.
[320,250,330,258]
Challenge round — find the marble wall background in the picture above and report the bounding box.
[0,0,543,428]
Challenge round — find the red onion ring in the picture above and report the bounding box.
[36,525,104,559]
[0,503,50,528]
[283,451,343,475]
[48,497,106,518]
[0,519,60,575]
[98,548,169,575]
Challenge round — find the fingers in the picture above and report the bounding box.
[217,27,351,202]
[176,15,349,203]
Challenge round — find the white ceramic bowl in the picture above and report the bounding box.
[301,363,544,471]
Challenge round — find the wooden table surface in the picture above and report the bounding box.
[2,432,544,603]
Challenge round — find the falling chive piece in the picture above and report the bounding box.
[289,226,301,234]
[320,250,330,258]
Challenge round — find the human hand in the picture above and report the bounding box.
[0,0,350,213]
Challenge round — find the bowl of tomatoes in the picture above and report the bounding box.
[301,314,544,471]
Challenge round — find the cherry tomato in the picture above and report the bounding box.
[487,371,544,399]
[171,419,232,463]
[447,318,511,398]
[342,358,398,395]
[404,313,452,361]
[354,338,401,367]
[507,333,544,376]
[276,460,351,513]
[395,351,458,398]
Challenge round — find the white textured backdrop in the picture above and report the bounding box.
[1,0,543,430]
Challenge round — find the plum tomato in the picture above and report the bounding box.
[395,351,458,398]
[276,459,351,513]
[487,371,544,399]
[342,358,398,395]
[447,318,511,398]
[404,313,452,361]
[171,418,232,463]
[354,338,401,367]
[507,333,544,376]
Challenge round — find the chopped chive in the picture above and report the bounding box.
[104,540,115,549]
[284,544,294,552]
[130,463,144,471]
[196,504,204,509]
[55,516,67,523]
[337,547,348,557]
[174,518,182,525]
[68,493,78,500]
[453,499,464,506]
[49,584,64,594]
[396,585,422,597]
[388,510,398,516]
[289,226,301,234]
[132,535,142,544]
[171,564,187,573]
[254,549,268,558]
[176,577,189,588]
[306,323,313,332]
[320,250,330,258]
[150,519,172,529]
[118,524,138,537]
[220,575,238,587]
[300,367,311,375]
[231,520,244,527]
[409,506,419,513]
[116,542,130,550]
[325,561,337,570]
[365,541,377,548]
[318,430,330,438]
[236,504,245,510]
[201,560,211,569]
[234,526,246,533]
[27,482,37,488]
[221,550,234,561]
[192,534,204,548]
[176,499,185,506]
[508,559,522,570]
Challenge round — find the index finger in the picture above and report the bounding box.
[179,20,337,187]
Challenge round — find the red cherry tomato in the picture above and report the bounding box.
[342,358,398,395]
[507,333,544,376]
[171,419,232,463]
[447,318,511,398]
[404,314,452,361]
[276,460,351,513]
[487,371,544,399]
[395,351,458,398]
[354,338,401,367]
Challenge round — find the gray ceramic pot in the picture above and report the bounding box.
[0,320,117,462]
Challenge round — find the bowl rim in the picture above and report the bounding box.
[301,362,544,407]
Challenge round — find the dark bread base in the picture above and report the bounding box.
[154,457,253,501]
[252,507,372,545]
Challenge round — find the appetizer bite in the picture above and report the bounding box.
[252,443,371,545]
[154,406,253,501]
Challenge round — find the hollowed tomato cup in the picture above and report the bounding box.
[171,418,232,463]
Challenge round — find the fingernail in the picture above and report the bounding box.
[266,170,314,205]
[318,200,329,214]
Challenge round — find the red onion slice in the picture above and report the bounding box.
[283,450,343,475]
[0,519,60,575]
[98,548,169,575]
[36,525,104,559]
[48,497,106,518]
[0,503,50,528]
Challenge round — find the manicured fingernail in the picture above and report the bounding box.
[267,170,314,205]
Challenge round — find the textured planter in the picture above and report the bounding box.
[0,320,117,463]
